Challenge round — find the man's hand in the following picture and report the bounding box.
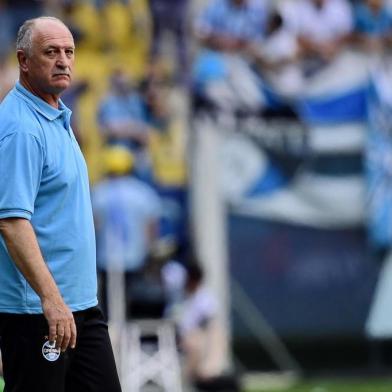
[0,218,77,352]
[42,297,77,352]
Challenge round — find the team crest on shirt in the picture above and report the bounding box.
[42,340,61,362]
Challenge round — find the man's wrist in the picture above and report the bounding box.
[40,288,64,305]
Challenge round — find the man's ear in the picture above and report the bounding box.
[17,50,29,72]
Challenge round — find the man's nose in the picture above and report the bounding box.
[56,51,70,68]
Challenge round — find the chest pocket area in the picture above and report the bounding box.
[43,126,78,190]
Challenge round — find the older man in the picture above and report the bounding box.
[0,17,121,392]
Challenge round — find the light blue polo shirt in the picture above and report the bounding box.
[0,82,98,314]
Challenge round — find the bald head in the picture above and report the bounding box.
[16,17,72,57]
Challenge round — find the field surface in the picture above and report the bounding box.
[246,378,392,392]
[2,377,392,391]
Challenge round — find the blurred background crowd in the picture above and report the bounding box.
[2,0,392,391]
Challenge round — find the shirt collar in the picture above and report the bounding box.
[15,81,72,122]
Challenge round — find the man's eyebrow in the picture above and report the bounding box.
[44,45,75,50]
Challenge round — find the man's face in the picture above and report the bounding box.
[22,20,75,97]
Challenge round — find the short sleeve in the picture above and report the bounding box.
[0,132,44,219]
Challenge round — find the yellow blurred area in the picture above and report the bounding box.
[73,0,150,54]
[69,0,187,186]
[102,144,135,175]
[149,118,188,187]
[70,1,148,182]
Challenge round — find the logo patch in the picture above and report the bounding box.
[42,340,60,362]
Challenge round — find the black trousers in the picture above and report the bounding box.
[0,306,122,392]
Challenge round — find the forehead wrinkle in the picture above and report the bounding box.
[41,40,76,50]
[32,22,74,48]
[37,34,74,44]
[33,37,75,54]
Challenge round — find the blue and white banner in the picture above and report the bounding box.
[219,51,371,229]
[217,52,392,339]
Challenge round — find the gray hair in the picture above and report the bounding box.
[16,17,68,57]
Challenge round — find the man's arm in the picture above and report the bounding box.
[0,217,76,352]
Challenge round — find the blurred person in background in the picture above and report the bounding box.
[351,0,392,53]
[125,239,181,319]
[281,0,353,74]
[141,74,190,254]
[142,74,173,133]
[160,250,187,317]
[98,68,148,148]
[98,69,152,178]
[250,9,304,98]
[195,0,267,54]
[176,262,239,392]
[91,145,161,319]
[193,0,268,113]
[148,0,190,85]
